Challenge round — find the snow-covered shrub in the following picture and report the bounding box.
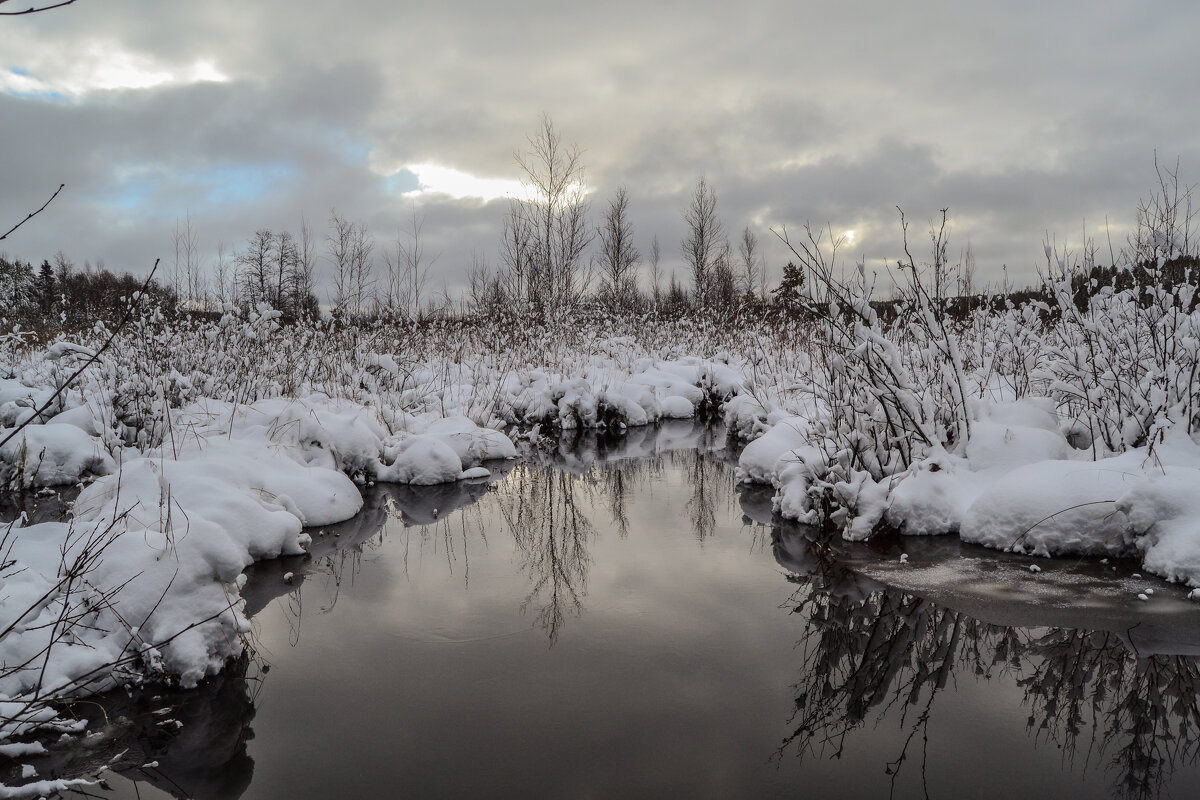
[768,216,976,538]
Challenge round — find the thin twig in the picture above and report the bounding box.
[0,0,76,15]
[0,183,64,240]
[0,259,159,451]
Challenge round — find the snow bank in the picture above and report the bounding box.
[1120,468,1200,585]
[0,423,114,487]
[506,357,744,429]
[741,396,1200,586]
[959,459,1134,557]
[0,393,522,755]
[736,415,811,484]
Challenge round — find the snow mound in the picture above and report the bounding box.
[965,399,1070,469]
[506,357,743,429]
[737,416,811,484]
[960,459,1136,557]
[375,435,464,485]
[0,392,522,739]
[884,456,986,536]
[0,423,114,487]
[1118,469,1200,587]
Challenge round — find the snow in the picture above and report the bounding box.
[0,337,753,757]
[737,381,1200,587]
[959,459,1133,557]
[0,395,530,751]
[0,423,114,487]
[0,778,97,799]
[735,415,809,484]
[10,287,1200,771]
[1119,467,1200,586]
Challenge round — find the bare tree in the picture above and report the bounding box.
[467,251,505,313]
[350,224,374,315]
[594,185,641,308]
[271,229,298,312]
[648,235,662,307]
[681,177,725,307]
[1126,154,1196,266]
[665,270,688,310]
[384,204,437,319]
[711,238,737,308]
[737,225,762,299]
[757,251,770,302]
[212,241,235,307]
[958,241,976,297]
[293,217,318,316]
[237,229,274,307]
[327,210,374,315]
[501,114,593,316]
[499,200,533,306]
[171,213,200,307]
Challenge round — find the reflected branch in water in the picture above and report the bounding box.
[18,655,259,800]
[495,466,594,643]
[1019,629,1200,798]
[770,525,1200,799]
[603,468,631,539]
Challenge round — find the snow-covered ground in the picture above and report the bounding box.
[5,283,1200,791]
[0,312,766,785]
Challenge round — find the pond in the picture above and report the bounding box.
[23,421,1200,799]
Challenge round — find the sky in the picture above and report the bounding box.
[1,0,1198,300]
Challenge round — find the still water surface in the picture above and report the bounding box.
[42,422,1200,798]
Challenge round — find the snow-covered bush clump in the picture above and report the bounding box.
[736,184,1200,589]
[1,308,788,753]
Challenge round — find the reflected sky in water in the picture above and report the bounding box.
[31,421,1200,800]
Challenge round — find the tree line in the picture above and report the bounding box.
[473,115,786,319]
[0,252,175,328]
[2,116,814,329]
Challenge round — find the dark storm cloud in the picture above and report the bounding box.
[1,0,1198,298]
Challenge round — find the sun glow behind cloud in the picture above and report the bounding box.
[400,163,523,202]
[0,42,227,98]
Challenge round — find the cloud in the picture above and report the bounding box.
[0,0,1198,300]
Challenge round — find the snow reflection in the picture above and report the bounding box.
[20,426,1200,799]
[773,526,1200,798]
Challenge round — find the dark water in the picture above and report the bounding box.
[22,422,1200,799]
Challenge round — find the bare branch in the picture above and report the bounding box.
[0,0,76,15]
[0,259,160,451]
[0,183,64,241]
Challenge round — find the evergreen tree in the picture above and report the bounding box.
[0,256,33,309]
[35,259,56,315]
[772,261,806,309]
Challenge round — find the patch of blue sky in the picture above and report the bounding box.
[106,179,156,212]
[385,169,421,194]
[6,88,67,101]
[99,162,296,219]
[4,67,66,102]
[198,163,297,206]
[334,136,371,164]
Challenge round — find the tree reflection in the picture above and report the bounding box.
[771,527,1200,799]
[495,465,594,642]
[1021,629,1200,798]
[494,420,735,640]
[682,449,720,541]
[15,655,258,800]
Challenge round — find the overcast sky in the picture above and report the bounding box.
[2,0,1198,299]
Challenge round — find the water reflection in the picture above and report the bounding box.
[497,466,594,640]
[12,422,1200,799]
[243,420,737,645]
[771,525,1200,799]
[8,656,257,800]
